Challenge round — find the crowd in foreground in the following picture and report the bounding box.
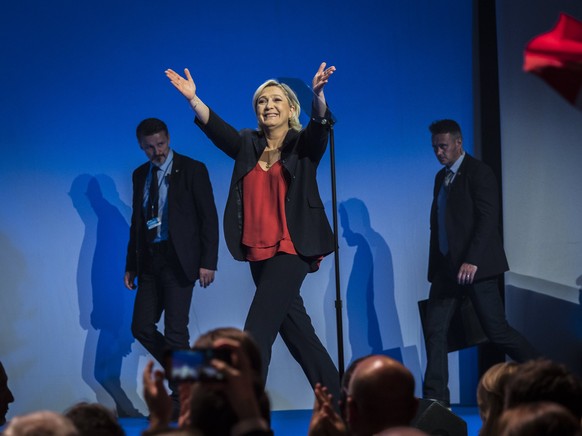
[1,327,581,436]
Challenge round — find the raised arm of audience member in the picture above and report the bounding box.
[211,337,272,436]
[176,381,193,429]
[142,360,173,434]
[141,359,195,431]
[308,383,347,436]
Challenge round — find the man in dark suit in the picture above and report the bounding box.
[422,119,538,407]
[124,118,218,383]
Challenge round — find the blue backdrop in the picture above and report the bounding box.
[0,0,475,416]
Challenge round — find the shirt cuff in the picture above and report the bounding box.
[311,115,330,125]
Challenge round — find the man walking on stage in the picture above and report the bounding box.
[124,117,218,414]
[422,119,538,408]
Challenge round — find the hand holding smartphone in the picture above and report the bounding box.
[167,348,231,383]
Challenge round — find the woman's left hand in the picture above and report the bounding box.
[312,62,336,95]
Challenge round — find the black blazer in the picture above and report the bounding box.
[196,108,335,262]
[125,151,219,282]
[428,153,509,282]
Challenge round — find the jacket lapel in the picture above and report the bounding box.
[167,151,182,205]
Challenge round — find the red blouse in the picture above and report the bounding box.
[242,161,297,261]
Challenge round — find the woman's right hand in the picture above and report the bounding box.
[165,67,210,124]
[165,68,197,101]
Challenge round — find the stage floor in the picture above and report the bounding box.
[120,406,482,435]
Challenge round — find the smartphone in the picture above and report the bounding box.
[167,348,231,382]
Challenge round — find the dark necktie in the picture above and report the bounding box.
[444,168,454,191]
[147,166,160,242]
[438,168,453,254]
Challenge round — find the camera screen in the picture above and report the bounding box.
[169,349,226,382]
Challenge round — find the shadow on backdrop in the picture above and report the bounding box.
[69,174,144,417]
[323,198,424,396]
[339,199,384,360]
[329,198,402,358]
[0,232,27,356]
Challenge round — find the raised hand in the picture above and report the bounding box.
[308,383,347,436]
[210,338,261,421]
[165,67,210,124]
[142,360,172,429]
[312,62,336,96]
[165,68,197,101]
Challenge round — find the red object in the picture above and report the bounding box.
[242,162,297,261]
[524,13,582,107]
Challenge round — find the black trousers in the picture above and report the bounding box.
[423,263,539,403]
[131,242,195,367]
[244,253,340,402]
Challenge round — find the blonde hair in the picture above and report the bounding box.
[477,361,520,436]
[252,79,302,131]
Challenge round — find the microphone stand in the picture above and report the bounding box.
[277,76,345,379]
[325,116,345,379]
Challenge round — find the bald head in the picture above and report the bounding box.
[347,355,419,435]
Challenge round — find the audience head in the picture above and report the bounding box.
[0,361,15,426]
[339,356,366,420]
[504,358,582,421]
[476,361,520,436]
[494,401,582,436]
[193,327,262,379]
[64,402,124,436]
[4,410,79,436]
[346,355,418,436]
[187,327,270,435]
